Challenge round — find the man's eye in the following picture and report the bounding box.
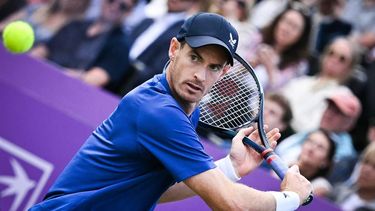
[191,54,199,62]
[209,65,221,72]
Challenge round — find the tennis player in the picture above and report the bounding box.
[30,13,312,211]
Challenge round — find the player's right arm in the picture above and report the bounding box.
[160,165,312,211]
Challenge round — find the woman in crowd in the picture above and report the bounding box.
[276,129,336,197]
[329,142,375,210]
[245,1,312,92]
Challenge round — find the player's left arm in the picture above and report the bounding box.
[158,127,280,203]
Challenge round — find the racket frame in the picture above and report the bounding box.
[198,53,313,206]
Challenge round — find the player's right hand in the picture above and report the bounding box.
[280,165,313,205]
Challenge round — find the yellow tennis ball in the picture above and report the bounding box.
[2,21,35,54]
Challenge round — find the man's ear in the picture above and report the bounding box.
[168,37,180,60]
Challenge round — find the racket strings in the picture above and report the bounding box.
[199,59,261,130]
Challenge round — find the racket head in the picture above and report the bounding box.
[198,53,265,131]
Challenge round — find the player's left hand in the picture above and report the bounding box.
[229,126,280,177]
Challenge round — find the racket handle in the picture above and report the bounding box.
[264,152,314,206]
[241,137,288,177]
[240,136,314,206]
[263,152,288,179]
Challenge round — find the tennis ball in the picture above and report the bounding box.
[2,21,35,54]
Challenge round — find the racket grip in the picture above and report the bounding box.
[263,152,288,179]
[265,152,314,206]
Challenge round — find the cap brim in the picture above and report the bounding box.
[185,36,234,66]
[327,98,357,118]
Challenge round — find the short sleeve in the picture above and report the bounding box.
[137,104,215,182]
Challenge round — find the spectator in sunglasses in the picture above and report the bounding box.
[31,0,138,93]
[280,37,360,133]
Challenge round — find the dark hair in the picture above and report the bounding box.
[261,2,312,70]
[308,128,336,180]
[266,93,293,125]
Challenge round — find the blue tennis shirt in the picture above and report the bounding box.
[30,73,216,210]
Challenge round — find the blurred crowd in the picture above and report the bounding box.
[1,0,375,210]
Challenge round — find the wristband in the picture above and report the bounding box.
[269,191,300,211]
[215,155,241,182]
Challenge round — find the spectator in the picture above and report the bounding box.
[30,0,136,93]
[346,60,375,153]
[365,62,375,144]
[118,0,204,96]
[310,0,351,55]
[341,0,375,66]
[0,0,91,44]
[281,37,359,132]
[264,93,294,142]
[245,1,312,92]
[276,91,361,184]
[289,129,336,197]
[329,142,375,211]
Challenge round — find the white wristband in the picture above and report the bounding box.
[269,191,300,211]
[214,155,241,182]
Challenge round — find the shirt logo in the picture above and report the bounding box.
[229,33,237,49]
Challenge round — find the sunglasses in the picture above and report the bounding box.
[107,0,129,12]
[326,49,349,64]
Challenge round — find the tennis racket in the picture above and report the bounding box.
[198,53,313,206]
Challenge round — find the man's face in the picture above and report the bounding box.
[167,38,230,112]
[320,102,355,132]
